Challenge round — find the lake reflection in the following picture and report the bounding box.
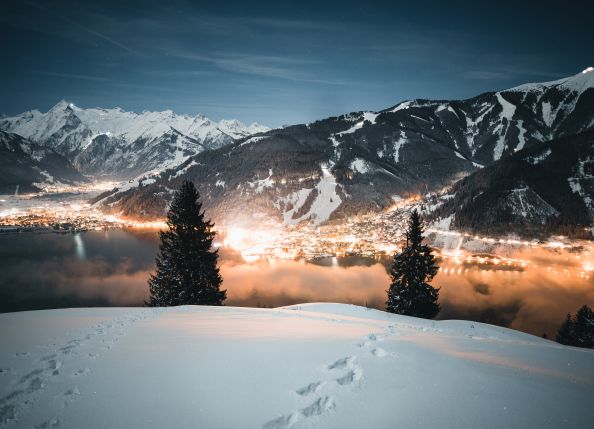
[0,230,593,338]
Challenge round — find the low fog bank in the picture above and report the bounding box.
[1,231,593,337]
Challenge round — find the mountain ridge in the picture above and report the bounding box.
[0,101,270,179]
[96,70,594,232]
[429,129,594,238]
[0,131,86,194]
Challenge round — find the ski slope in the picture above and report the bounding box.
[0,304,592,428]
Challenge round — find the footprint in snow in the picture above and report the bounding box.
[73,368,91,377]
[296,381,325,397]
[26,377,44,393]
[0,404,18,425]
[62,387,80,406]
[19,368,43,384]
[327,356,354,370]
[336,368,362,386]
[47,359,62,372]
[371,347,388,358]
[262,412,298,429]
[301,396,335,417]
[34,417,60,429]
[367,333,384,342]
[262,396,336,429]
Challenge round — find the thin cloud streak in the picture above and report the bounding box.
[35,71,113,82]
[24,0,136,54]
[170,51,355,85]
[464,68,568,81]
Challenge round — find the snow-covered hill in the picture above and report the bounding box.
[0,101,269,179]
[0,304,592,428]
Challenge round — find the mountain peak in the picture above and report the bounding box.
[247,122,271,134]
[509,69,594,94]
[49,100,75,111]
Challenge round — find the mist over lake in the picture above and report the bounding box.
[2,229,592,338]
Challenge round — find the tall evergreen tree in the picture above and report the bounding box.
[147,180,226,307]
[555,313,575,346]
[386,209,440,318]
[573,305,594,348]
[556,305,594,348]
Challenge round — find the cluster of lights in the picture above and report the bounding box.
[427,228,571,250]
[0,202,167,232]
[3,185,594,279]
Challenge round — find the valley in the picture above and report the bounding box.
[1,69,594,337]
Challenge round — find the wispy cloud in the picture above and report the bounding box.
[169,51,354,85]
[23,0,136,54]
[61,16,135,54]
[142,69,218,78]
[35,71,113,82]
[242,17,339,31]
[463,67,567,81]
[463,70,513,80]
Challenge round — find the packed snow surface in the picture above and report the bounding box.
[0,304,592,429]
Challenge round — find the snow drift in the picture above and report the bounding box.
[0,304,592,428]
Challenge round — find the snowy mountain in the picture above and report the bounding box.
[98,70,594,229]
[94,122,475,225]
[0,101,269,179]
[0,131,86,194]
[0,304,592,428]
[430,129,594,237]
[374,67,594,165]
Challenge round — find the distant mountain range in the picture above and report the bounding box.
[0,131,85,194]
[93,69,594,236]
[2,69,593,236]
[0,101,269,180]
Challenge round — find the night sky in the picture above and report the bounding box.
[1,0,593,127]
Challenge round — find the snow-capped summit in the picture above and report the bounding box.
[510,68,594,95]
[247,122,270,135]
[0,102,270,179]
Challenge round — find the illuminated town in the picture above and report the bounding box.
[2,184,593,281]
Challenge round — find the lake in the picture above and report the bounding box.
[1,229,593,338]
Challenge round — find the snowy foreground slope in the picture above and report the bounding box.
[0,304,592,429]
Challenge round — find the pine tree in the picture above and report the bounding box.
[573,305,594,348]
[147,180,226,307]
[386,209,440,318]
[556,306,594,348]
[555,313,575,346]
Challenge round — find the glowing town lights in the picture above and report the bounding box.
[3,180,594,277]
[223,226,248,250]
[220,224,285,262]
[582,66,594,74]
